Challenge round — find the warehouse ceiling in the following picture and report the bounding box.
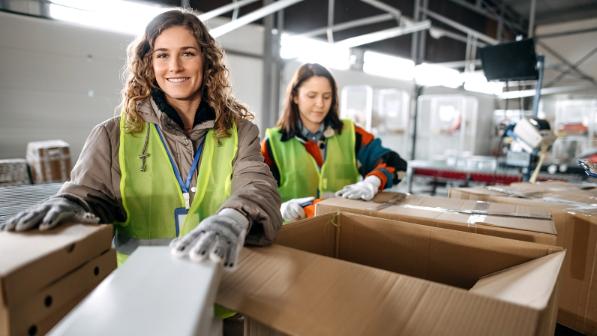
[138,0,597,65]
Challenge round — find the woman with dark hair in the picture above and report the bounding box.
[262,63,407,221]
[3,9,282,270]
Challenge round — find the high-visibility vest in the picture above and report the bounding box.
[116,117,237,265]
[266,119,360,202]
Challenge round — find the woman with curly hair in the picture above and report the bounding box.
[3,9,282,271]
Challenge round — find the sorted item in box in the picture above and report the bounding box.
[0,159,30,186]
[26,140,72,184]
[449,182,597,334]
[217,212,565,336]
[0,224,114,336]
[316,192,557,245]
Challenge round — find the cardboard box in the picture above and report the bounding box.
[26,140,71,184]
[316,193,557,245]
[449,183,597,334]
[0,159,30,186]
[0,224,113,336]
[217,213,565,336]
[10,249,116,336]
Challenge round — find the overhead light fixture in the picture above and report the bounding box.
[363,51,414,81]
[414,63,463,88]
[463,71,504,95]
[48,0,170,36]
[335,20,430,48]
[280,34,350,70]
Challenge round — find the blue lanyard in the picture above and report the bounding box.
[155,125,205,209]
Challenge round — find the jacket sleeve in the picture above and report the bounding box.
[354,125,408,190]
[260,137,281,186]
[220,120,283,246]
[58,119,126,224]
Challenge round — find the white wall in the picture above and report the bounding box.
[0,11,264,160]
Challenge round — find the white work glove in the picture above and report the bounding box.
[170,208,249,269]
[1,197,100,232]
[335,175,381,201]
[280,196,315,222]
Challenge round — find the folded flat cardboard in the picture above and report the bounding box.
[11,249,116,336]
[0,224,113,336]
[316,193,557,245]
[26,140,71,184]
[217,212,565,336]
[450,184,597,334]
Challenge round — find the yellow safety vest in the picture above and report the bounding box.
[116,117,237,264]
[266,119,360,202]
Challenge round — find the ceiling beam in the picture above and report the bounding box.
[422,8,498,45]
[335,20,430,48]
[209,0,303,38]
[298,14,394,38]
[198,0,260,22]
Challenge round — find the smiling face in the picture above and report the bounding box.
[293,76,333,133]
[152,26,204,109]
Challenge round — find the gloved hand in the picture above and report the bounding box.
[335,175,381,201]
[170,208,249,269]
[280,196,315,222]
[1,196,100,232]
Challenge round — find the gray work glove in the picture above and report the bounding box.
[280,196,315,222]
[170,208,249,269]
[1,196,100,232]
[335,175,382,201]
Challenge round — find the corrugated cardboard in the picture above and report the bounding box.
[0,224,113,336]
[316,193,557,245]
[450,184,597,334]
[10,249,116,336]
[26,140,71,184]
[218,212,565,336]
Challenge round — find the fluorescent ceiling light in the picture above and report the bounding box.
[414,63,463,88]
[280,34,350,70]
[463,71,504,95]
[48,0,171,36]
[363,51,414,81]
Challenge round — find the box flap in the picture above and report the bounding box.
[219,245,546,336]
[317,195,556,236]
[0,224,112,307]
[470,251,565,310]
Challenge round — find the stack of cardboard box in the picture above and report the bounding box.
[217,212,565,336]
[448,181,597,334]
[0,224,115,336]
[26,140,72,184]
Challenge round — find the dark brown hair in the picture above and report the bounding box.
[121,9,252,136]
[277,63,342,139]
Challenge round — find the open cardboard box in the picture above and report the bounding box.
[0,224,114,336]
[218,212,565,336]
[316,193,557,245]
[450,184,597,334]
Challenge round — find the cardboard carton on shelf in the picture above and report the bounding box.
[26,140,72,184]
[218,212,565,336]
[0,224,115,336]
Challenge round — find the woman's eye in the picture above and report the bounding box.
[155,53,168,59]
[182,51,196,57]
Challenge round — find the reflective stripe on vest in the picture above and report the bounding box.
[116,117,237,261]
[266,119,360,202]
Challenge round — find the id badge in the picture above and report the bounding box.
[174,207,188,236]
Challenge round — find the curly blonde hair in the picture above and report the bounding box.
[121,9,252,137]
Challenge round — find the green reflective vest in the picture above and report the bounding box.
[266,119,360,202]
[116,117,237,265]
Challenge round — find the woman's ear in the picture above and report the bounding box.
[292,94,298,105]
